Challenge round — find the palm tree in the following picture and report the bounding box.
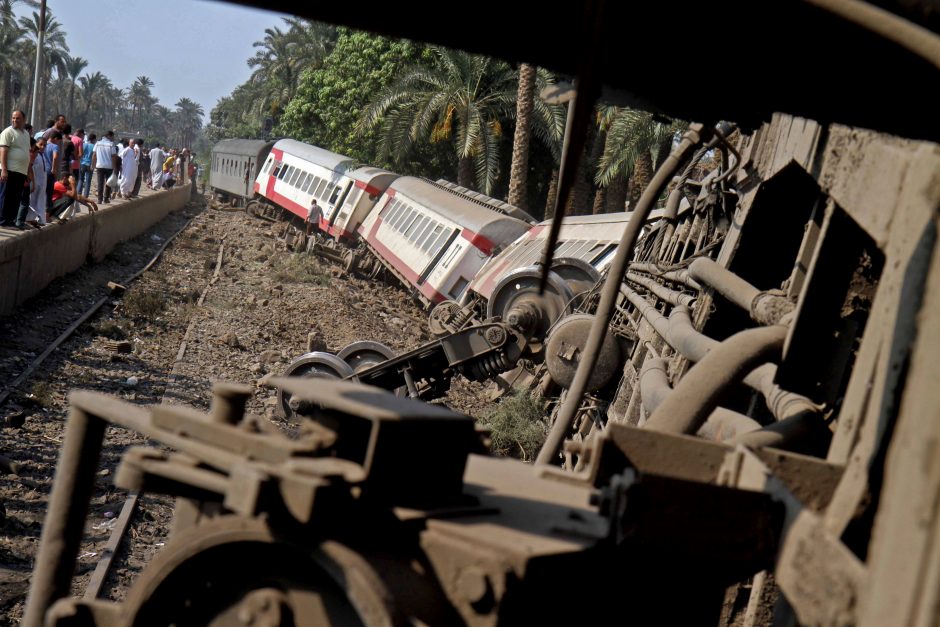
[19,9,69,122]
[77,71,108,128]
[360,48,564,195]
[174,97,204,147]
[129,75,154,127]
[247,19,333,123]
[64,55,88,121]
[507,63,536,209]
[595,107,686,209]
[0,0,35,123]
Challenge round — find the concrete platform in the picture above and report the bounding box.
[0,185,191,316]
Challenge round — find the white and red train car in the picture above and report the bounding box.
[358,177,532,305]
[466,212,633,303]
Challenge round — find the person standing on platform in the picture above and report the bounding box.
[149,144,165,189]
[0,110,31,228]
[92,130,118,204]
[79,133,95,197]
[118,139,138,199]
[131,140,145,198]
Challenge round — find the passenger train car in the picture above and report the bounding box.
[250,138,536,307]
[358,177,532,304]
[208,139,275,205]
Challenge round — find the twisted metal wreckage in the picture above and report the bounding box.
[22,1,940,625]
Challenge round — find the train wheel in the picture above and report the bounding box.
[486,266,574,346]
[428,300,461,337]
[245,199,261,217]
[277,352,354,419]
[121,516,384,627]
[336,341,396,373]
[550,257,601,296]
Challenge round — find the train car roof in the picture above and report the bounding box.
[537,212,632,227]
[272,139,355,173]
[390,177,531,236]
[211,139,276,157]
[349,166,397,183]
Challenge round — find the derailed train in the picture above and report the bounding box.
[24,2,940,626]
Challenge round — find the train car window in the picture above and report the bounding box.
[278,165,290,180]
[431,227,453,254]
[408,216,428,243]
[288,168,300,186]
[385,201,402,225]
[392,203,408,226]
[379,199,396,219]
[314,179,327,199]
[390,205,407,229]
[421,224,441,252]
[398,208,418,234]
[412,217,433,245]
[329,185,342,204]
[405,214,426,240]
[415,220,436,250]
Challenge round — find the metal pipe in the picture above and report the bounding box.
[688,257,795,325]
[688,257,760,311]
[657,186,683,258]
[626,272,696,307]
[644,325,788,435]
[631,262,702,291]
[639,358,761,441]
[23,402,106,627]
[536,124,709,465]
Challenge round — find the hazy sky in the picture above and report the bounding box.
[20,0,292,120]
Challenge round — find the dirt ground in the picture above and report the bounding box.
[0,198,490,623]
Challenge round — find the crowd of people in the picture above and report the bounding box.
[0,110,194,230]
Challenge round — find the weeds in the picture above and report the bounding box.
[479,390,550,462]
[94,320,127,340]
[123,289,167,318]
[28,381,54,408]
[272,254,331,286]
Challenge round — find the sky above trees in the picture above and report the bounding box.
[24,0,287,121]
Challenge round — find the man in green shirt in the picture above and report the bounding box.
[0,110,30,228]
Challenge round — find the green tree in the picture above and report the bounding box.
[277,28,427,165]
[247,18,335,124]
[19,9,69,122]
[359,47,563,195]
[63,55,88,121]
[595,107,686,209]
[173,97,204,147]
[128,75,154,128]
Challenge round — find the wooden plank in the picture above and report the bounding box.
[83,491,140,600]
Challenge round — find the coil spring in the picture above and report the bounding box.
[466,351,515,380]
[452,305,476,330]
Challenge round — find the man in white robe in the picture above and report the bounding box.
[29,139,48,223]
[149,145,165,189]
[118,140,138,198]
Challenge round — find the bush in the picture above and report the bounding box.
[272,254,331,286]
[123,289,167,318]
[479,390,550,462]
[94,320,127,340]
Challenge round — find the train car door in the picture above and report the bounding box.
[244,158,254,197]
[327,181,353,228]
